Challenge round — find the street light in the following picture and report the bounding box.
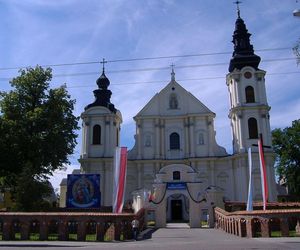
[293,8,300,17]
[294,0,300,17]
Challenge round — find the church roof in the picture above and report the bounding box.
[135,70,215,118]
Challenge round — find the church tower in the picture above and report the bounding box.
[79,62,122,205]
[226,6,277,202]
[226,9,272,154]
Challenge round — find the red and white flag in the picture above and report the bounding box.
[113,147,127,213]
[258,138,268,210]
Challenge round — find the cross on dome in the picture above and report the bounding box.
[100,58,107,73]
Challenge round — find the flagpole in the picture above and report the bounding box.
[258,134,268,210]
[246,147,253,211]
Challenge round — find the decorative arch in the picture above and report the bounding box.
[92,125,101,144]
[170,132,180,150]
[248,118,258,139]
[245,86,255,103]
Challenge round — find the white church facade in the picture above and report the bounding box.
[60,12,277,227]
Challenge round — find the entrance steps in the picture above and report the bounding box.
[166,223,190,228]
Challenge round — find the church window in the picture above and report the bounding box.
[198,133,204,145]
[145,134,151,147]
[92,125,101,144]
[170,132,180,150]
[245,86,255,103]
[244,72,252,79]
[169,93,178,109]
[248,118,258,139]
[173,171,181,180]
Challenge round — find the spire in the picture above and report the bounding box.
[228,3,261,72]
[234,1,242,18]
[170,63,175,81]
[85,58,116,113]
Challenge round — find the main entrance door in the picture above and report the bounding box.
[171,199,183,220]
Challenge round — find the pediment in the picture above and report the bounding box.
[135,80,214,118]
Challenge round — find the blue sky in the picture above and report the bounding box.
[0,0,299,190]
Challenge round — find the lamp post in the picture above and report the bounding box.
[294,1,300,17]
[293,9,300,17]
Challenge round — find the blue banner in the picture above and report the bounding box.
[167,182,186,190]
[66,174,101,208]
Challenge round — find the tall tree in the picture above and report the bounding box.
[272,119,300,195]
[0,66,79,211]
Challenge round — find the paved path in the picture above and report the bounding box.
[1,228,300,250]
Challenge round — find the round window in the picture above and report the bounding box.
[244,72,252,79]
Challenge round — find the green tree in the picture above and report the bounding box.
[272,119,300,195]
[0,66,79,211]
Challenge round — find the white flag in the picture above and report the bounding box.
[247,147,253,211]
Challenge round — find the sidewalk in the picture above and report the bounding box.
[1,228,300,250]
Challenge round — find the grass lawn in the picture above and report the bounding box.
[48,233,59,240]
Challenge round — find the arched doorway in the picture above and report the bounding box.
[167,193,189,222]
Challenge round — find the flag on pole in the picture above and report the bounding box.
[258,138,268,210]
[247,147,253,211]
[113,147,127,213]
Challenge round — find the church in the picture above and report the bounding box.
[60,10,277,227]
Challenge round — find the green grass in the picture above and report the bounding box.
[270,231,282,237]
[201,221,209,227]
[104,234,113,241]
[254,231,261,237]
[48,233,59,240]
[0,233,2,241]
[68,233,77,241]
[29,233,40,240]
[86,234,96,241]
[14,233,21,240]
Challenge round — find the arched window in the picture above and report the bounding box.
[198,133,204,145]
[248,118,258,139]
[169,93,178,109]
[145,134,151,147]
[170,132,180,150]
[173,171,181,180]
[245,86,255,103]
[92,125,101,144]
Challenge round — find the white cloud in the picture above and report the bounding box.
[0,0,299,189]
[48,164,80,190]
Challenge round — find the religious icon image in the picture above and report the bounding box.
[66,174,101,208]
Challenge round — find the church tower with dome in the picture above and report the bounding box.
[78,61,123,206]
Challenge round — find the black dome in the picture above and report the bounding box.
[96,72,110,89]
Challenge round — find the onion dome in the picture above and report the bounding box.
[96,71,110,90]
[85,60,116,113]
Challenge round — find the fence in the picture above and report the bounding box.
[0,208,145,241]
[215,207,300,237]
